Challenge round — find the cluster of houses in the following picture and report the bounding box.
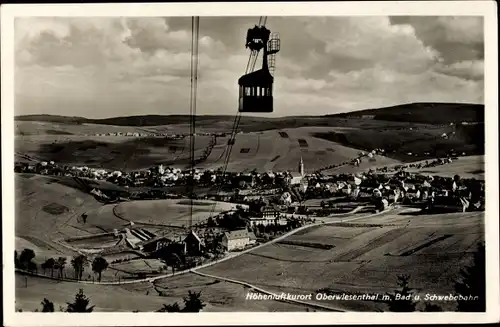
[16,153,484,216]
[89,131,224,138]
[373,157,458,174]
[118,225,259,257]
[89,132,187,138]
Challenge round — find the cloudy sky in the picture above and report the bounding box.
[15,16,484,118]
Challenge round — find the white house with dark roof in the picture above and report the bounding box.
[222,229,256,251]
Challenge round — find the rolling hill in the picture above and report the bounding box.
[15,102,484,127]
[14,102,484,170]
[15,127,400,172]
[328,102,484,125]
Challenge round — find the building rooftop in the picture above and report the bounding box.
[184,230,204,245]
[224,229,251,240]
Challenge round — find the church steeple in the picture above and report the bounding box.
[299,156,304,176]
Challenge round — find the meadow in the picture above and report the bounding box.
[198,209,484,311]
[15,118,406,173]
[14,116,482,175]
[198,127,399,173]
[15,174,102,254]
[15,272,311,312]
[15,134,213,172]
[113,199,237,227]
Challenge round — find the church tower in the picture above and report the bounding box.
[299,156,304,177]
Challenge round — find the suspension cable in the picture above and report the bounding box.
[208,16,267,219]
[188,16,200,230]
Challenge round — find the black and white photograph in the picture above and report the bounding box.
[2,1,498,325]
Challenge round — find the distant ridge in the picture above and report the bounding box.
[326,102,484,125]
[16,102,484,126]
[15,114,270,126]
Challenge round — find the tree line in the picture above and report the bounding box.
[18,288,205,313]
[15,250,109,282]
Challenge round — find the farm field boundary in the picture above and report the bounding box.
[191,270,345,312]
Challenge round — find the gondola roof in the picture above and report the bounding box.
[238,68,274,86]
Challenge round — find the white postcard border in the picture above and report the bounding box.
[2,1,498,326]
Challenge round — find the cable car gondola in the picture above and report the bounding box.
[238,25,280,113]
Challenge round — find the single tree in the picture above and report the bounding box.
[66,289,95,313]
[213,239,226,259]
[71,255,87,281]
[56,257,67,279]
[43,258,56,277]
[455,242,486,312]
[91,257,109,282]
[41,298,55,312]
[384,274,417,312]
[182,291,206,312]
[19,248,36,269]
[27,261,38,273]
[41,261,48,274]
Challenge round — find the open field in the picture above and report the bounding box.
[15,126,400,173]
[312,121,484,162]
[15,134,213,172]
[15,274,171,312]
[15,115,483,173]
[199,209,484,311]
[15,174,103,253]
[14,174,135,244]
[113,199,237,227]
[15,121,145,136]
[198,127,400,173]
[15,272,311,312]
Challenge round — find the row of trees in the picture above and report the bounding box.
[15,249,110,282]
[41,257,67,278]
[251,218,306,237]
[69,255,109,282]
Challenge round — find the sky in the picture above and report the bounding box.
[14,16,484,118]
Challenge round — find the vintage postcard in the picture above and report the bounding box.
[2,1,498,326]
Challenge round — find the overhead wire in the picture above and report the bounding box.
[208,16,267,219]
[188,16,200,230]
